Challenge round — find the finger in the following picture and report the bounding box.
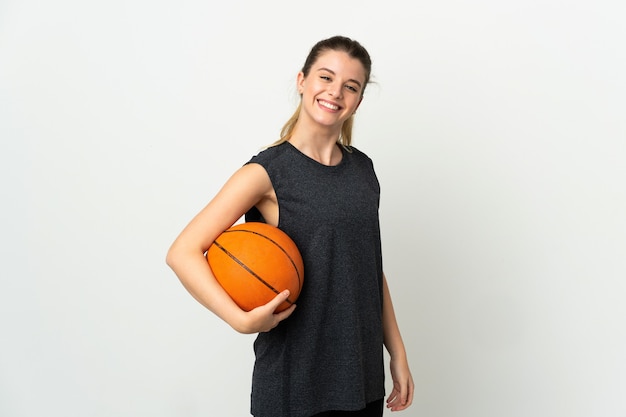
[400,382,408,406]
[274,303,296,322]
[390,382,413,411]
[266,290,291,312]
[406,379,414,407]
[386,388,399,407]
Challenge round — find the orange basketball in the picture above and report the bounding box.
[207,222,304,312]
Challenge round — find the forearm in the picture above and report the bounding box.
[382,273,408,360]
[166,246,246,331]
[382,273,415,411]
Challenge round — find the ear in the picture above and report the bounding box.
[296,71,305,95]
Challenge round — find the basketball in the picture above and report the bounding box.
[207,222,304,312]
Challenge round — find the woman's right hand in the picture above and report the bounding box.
[234,290,297,334]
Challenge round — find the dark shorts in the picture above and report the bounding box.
[310,399,384,417]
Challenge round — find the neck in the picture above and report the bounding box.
[289,124,343,166]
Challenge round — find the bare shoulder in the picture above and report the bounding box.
[209,163,273,219]
[223,163,272,196]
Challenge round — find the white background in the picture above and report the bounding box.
[1,1,625,416]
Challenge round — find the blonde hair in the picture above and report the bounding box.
[268,103,355,148]
[269,36,371,149]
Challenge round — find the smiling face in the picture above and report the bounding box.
[296,49,366,132]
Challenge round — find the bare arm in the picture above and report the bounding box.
[166,163,295,334]
[382,273,415,411]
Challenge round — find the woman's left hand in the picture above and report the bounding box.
[386,355,414,411]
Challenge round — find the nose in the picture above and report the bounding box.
[328,83,342,98]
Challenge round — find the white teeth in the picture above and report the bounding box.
[319,100,339,110]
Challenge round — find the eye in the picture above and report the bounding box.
[345,84,359,93]
[320,75,332,81]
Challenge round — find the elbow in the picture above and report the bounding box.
[165,244,179,270]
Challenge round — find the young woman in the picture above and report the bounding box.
[166,36,414,417]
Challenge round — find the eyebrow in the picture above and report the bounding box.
[316,67,363,88]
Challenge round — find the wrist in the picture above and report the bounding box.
[385,339,407,361]
[225,307,252,334]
